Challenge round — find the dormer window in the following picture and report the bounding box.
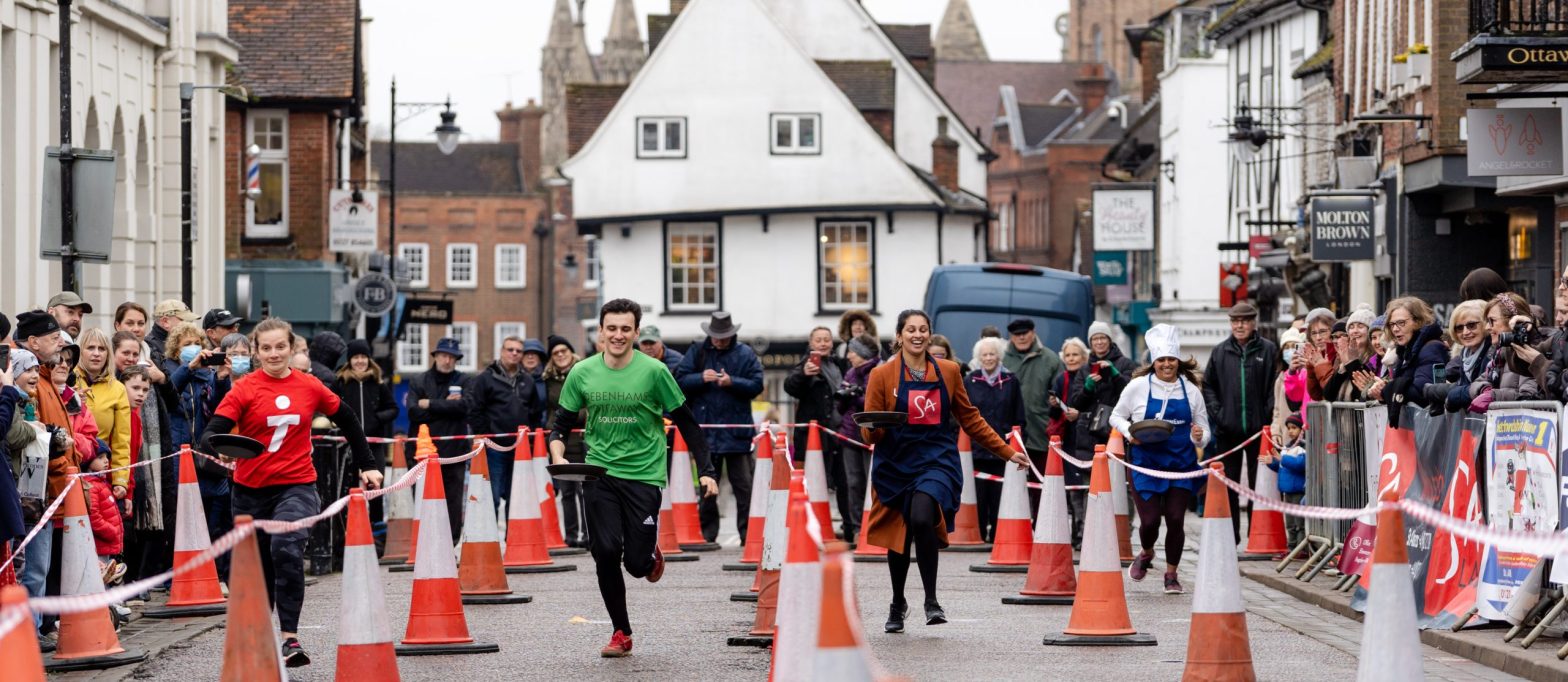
[638,117,686,158]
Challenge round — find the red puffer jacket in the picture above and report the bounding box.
[85,477,124,556]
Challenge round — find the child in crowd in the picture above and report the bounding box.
[84,446,126,586]
[1267,415,1308,549]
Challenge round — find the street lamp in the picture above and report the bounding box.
[182,81,249,307]
[386,79,461,341]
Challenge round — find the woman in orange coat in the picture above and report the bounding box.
[861,309,1028,633]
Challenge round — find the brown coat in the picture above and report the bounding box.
[30,385,79,501]
[859,355,1013,552]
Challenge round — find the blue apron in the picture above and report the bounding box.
[1129,375,1202,499]
[872,357,962,530]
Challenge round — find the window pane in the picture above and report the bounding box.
[254,162,284,225]
[799,117,816,148]
[666,120,682,151]
[776,118,793,148]
[820,221,872,308]
[642,122,658,151]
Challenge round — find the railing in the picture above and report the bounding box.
[1471,0,1568,35]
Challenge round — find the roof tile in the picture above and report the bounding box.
[370,143,523,195]
[816,61,896,111]
[229,0,357,101]
[935,61,1097,144]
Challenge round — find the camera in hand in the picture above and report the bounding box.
[1498,320,1538,348]
[200,351,227,367]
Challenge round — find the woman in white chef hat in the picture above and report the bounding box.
[1108,323,1211,595]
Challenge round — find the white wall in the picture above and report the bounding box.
[564,0,937,221]
[1158,52,1230,313]
[598,211,955,344]
[1225,9,1318,230]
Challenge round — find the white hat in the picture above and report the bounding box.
[1346,304,1376,330]
[1145,324,1182,361]
[1088,321,1113,341]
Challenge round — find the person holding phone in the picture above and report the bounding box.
[165,322,221,450]
[200,318,381,668]
[785,327,847,532]
[406,337,471,542]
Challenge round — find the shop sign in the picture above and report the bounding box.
[1467,108,1562,176]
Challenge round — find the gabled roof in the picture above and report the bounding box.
[880,24,933,61]
[229,0,358,102]
[371,143,524,195]
[816,61,896,111]
[1017,104,1079,147]
[935,61,1094,144]
[1207,0,1295,43]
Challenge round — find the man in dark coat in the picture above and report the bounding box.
[307,332,346,395]
[674,312,764,543]
[637,325,683,373]
[406,337,471,542]
[1202,302,1281,543]
[784,326,846,534]
[466,335,537,511]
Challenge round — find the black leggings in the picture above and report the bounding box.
[887,492,941,605]
[1133,488,1193,568]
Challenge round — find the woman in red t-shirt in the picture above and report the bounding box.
[202,318,382,668]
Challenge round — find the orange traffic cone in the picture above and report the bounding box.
[1243,426,1288,559]
[460,446,533,604]
[390,427,438,574]
[218,515,283,680]
[338,490,401,681]
[733,436,790,601]
[658,486,699,563]
[1356,492,1423,680]
[671,430,720,551]
[0,585,46,682]
[1043,451,1156,646]
[532,430,580,555]
[973,428,1032,573]
[1183,464,1255,681]
[396,443,499,656]
[1105,435,1135,563]
[802,422,838,542]
[728,454,794,647]
[503,429,574,574]
[769,470,823,681]
[727,432,776,571]
[1005,435,1076,605]
[43,470,146,672]
[811,544,900,680]
[144,446,226,618]
[853,453,887,563]
[947,430,989,550]
[382,435,415,565]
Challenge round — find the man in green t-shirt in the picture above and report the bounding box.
[550,298,718,658]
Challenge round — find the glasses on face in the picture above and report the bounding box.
[1456,321,1482,333]
[1559,276,1568,290]
[1388,318,1411,331]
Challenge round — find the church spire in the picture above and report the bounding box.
[547,0,576,49]
[599,0,646,85]
[542,0,599,168]
[934,0,989,62]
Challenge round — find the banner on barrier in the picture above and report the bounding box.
[1353,407,1484,629]
[1479,409,1559,618]
[1553,406,1568,586]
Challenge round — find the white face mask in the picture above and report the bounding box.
[1282,348,1297,365]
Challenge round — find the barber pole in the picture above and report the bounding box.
[245,146,261,200]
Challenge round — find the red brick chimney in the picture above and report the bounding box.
[497,101,524,144]
[498,99,546,191]
[932,116,960,193]
[1074,63,1111,113]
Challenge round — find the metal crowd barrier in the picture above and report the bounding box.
[1281,401,1378,582]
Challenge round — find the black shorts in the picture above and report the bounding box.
[585,475,662,577]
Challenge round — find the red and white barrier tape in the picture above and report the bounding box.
[434,444,484,466]
[0,480,75,576]
[1211,472,1374,521]
[478,437,519,452]
[970,471,1086,491]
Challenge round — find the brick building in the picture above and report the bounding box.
[1066,0,1174,91]
[224,0,369,336]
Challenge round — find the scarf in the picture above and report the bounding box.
[1461,344,1485,379]
[135,397,165,531]
[982,366,1003,387]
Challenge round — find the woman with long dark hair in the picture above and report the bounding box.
[862,310,1028,632]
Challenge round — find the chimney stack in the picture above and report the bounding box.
[499,99,546,191]
[932,116,960,193]
[1074,63,1111,113]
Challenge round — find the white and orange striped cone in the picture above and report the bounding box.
[853,454,887,563]
[658,486,700,563]
[947,430,989,551]
[502,429,574,575]
[217,515,284,680]
[728,449,794,646]
[1243,426,1288,560]
[460,446,534,604]
[533,430,581,556]
[396,446,499,656]
[727,431,776,571]
[1183,464,1255,681]
[0,585,45,681]
[671,430,720,551]
[1356,492,1423,681]
[769,471,823,682]
[382,435,415,565]
[734,435,790,601]
[338,489,402,681]
[1005,435,1076,605]
[973,428,1032,573]
[42,470,146,672]
[1105,434,1135,563]
[802,422,838,543]
[1042,451,1156,646]
[390,428,438,574]
[812,543,902,681]
[143,445,227,618]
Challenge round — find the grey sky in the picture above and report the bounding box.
[364,0,1067,143]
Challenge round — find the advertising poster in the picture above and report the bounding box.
[1479,409,1559,619]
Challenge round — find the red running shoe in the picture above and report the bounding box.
[648,544,665,583]
[601,630,634,658]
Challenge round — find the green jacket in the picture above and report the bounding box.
[1003,341,1063,451]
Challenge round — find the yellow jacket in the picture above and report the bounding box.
[76,367,132,488]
